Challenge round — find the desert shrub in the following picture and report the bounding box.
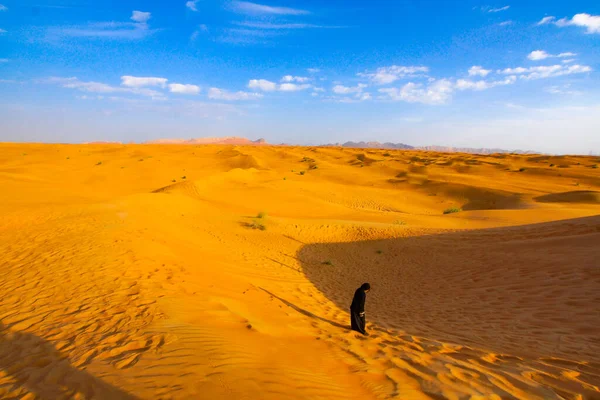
[519,168,526,172]
[172,179,176,182]
[182,176,186,179]
[549,164,555,167]
[300,171,306,175]
[249,220,266,231]
[383,153,391,157]
[322,260,333,266]
[139,158,144,161]
[256,211,267,219]
[592,165,598,169]
[283,177,287,180]
[66,157,70,160]
[309,164,318,170]
[96,161,102,166]
[301,157,315,163]
[444,207,462,214]
[394,220,406,225]
[376,250,383,254]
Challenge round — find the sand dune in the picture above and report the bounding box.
[0,143,599,399]
[535,190,600,204]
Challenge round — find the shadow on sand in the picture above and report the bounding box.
[295,215,600,362]
[0,322,137,400]
[259,288,350,331]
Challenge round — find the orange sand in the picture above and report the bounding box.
[1,143,599,399]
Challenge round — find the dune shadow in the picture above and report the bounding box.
[296,215,600,363]
[0,322,137,400]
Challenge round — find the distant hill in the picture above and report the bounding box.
[417,145,537,155]
[324,141,414,149]
[322,141,537,155]
[144,137,267,145]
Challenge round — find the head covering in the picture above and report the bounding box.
[361,283,371,291]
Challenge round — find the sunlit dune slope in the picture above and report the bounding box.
[1,143,599,399]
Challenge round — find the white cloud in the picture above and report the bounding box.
[527,50,577,61]
[562,59,576,64]
[46,77,164,98]
[537,16,555,25]
[488,5,510,12]
[191,24,208,40]
[231,1,309,15]
[247,79,311,92]
[0,29,6,34]
[378,79,453,105]
[186,0,199,11]
[313,87,325,92]
[248,79,277,91]
[208,87,263,100]
[499,64,592,80]
[279,83,311,92]
[169,83,201,95]
[332,83,367,94]
[0,4,7,11]
[468,66,491,77]
[358,65,429,85]
[359,93,372,101]
[233,21,327,29]
[568,13,600,33]
[47,12,156,40]
[545,84,581,95]
[121,76,167,88]
[131,11,151,23]
[0,58,8,63]
[455,76,516,91]
[307,68,321,73]
[281,75,310,83]
[539,13,600,34]
[527,50,550,60]
[499,20,513,26]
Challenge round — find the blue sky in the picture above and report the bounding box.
[1,0,599,153]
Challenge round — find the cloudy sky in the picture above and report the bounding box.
[1,0,599,153]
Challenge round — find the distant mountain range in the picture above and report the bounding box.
[325,141,537,155]
[133,137,537,155]
[144,137,267,145]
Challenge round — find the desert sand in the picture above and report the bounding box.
[1,143,599,399]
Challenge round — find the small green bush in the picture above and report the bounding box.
[394,220,406,225]
[256,212,267,219]
[249,220,266,231]
[444,207,462,214]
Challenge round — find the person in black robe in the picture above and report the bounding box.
[350,283,370,335]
